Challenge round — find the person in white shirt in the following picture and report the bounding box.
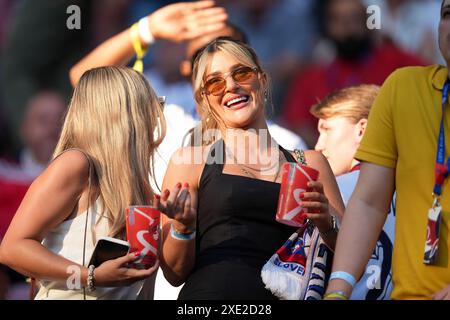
[311,84,395,300]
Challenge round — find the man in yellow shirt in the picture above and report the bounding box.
[325,0,450,299]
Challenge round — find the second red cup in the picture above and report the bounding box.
[125,206,160,269]
[276,162,319,227]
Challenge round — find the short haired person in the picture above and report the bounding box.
[325,0,450,300]
[312,85,395,300]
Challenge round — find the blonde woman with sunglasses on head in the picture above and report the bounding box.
[0,67,164,299]
[155,38,345,300]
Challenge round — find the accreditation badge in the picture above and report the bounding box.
[423,198,442,265]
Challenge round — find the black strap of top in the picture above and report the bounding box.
[205,139,226,171]
[280,146,296,163]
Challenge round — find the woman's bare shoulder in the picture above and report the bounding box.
[286,149,328,171]
[164,144,215,189]
[42,150,90,190]
[303,149,327,163]
[169,144,214,168]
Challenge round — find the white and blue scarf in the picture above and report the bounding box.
[261,222,333,300]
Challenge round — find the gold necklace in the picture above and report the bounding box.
[226,146,283,182]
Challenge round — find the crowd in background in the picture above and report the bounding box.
[0,0,444,299]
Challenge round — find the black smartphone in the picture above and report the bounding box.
[88,236,130,267]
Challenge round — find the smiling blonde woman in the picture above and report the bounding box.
[155,39,345,300]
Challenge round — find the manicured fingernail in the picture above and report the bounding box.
[154,194,161,200]
[300,193,305,199]
[184,182,189,188]
[134,251,141,257]
[176,182,182,188]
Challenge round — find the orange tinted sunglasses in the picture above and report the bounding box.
[201,66,259,96]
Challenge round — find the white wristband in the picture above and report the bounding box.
[330,271,357,288]
[170,223,196,241]
[138,17,155,45]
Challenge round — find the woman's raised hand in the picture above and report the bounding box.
[148,0,228,43]
[154,182,197,233]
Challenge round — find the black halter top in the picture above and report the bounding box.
[178,139,298,300]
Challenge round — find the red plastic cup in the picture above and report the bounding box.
[125,206,160,269]
[276,162,319,227]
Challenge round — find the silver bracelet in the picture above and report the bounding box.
[320,215,338,237]
[87,265,96,292]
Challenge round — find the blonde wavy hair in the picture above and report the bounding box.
[191,38,271,145]
[54,66,165,238]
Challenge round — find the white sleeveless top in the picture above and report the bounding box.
[35,198,148,300]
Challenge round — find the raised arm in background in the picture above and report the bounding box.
[69,0,227,86]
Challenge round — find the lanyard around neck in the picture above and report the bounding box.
[433,81,450,198]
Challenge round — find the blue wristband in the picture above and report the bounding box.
[330,271,357,288]
[170,223,196,241]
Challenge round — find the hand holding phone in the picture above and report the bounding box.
[93,252,159,287]
[88,236,130,268]
[87,237,159,288]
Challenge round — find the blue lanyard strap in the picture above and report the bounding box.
[434,81,450,196]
